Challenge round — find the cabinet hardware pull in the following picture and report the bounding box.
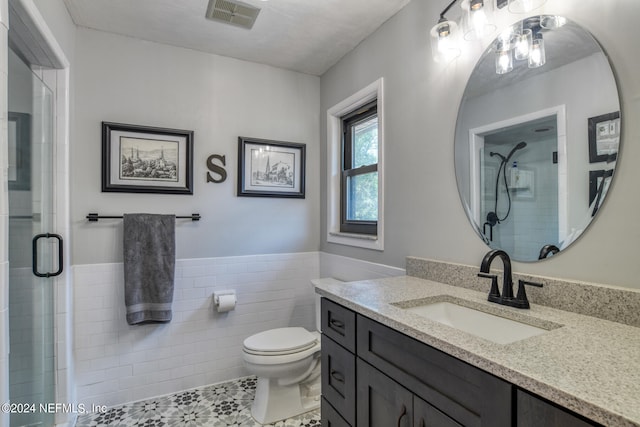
[397,404,407,427]
[330,318,345,329]
[330,370,345,383]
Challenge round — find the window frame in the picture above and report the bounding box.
[340,100,378,235]
[326,78,384,251]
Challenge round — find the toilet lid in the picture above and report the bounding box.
[243,327,318,354]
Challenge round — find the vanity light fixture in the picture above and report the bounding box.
[430,19,462,62]
[514,28,532,60]
[429,0,496,62]
[461,0,497,41]
[495,39,514,74]
[493,16,549,74]
[508,0,547,13]
[429,0,550,66]
[528,34,546,68]
[429,0,463,63]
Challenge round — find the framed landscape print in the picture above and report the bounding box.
[102,122,194,194]
[237,137,306,198]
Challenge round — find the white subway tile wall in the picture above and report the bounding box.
[73,252,320,408]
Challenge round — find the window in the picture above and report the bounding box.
[341,101,378,235]
[326,78,384,251]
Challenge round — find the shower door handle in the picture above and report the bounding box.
[32,233,64,278]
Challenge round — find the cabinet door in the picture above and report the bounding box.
[414,396,463,427]
[357,315,510,427]
[517,389,601,427]
[357,359,413,427]
[322,398,351,427]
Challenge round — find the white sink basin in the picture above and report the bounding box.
[404,300,550,344]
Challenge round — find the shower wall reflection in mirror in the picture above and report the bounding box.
[455,16,620,262]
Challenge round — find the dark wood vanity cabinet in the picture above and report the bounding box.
[321,298,509,427]
[322,397,351,427]
[321,334,356,425]
[357,314,510,427]
[356,358,414,426]
[516,389,600,427]
[357,358,463,427]
[320,298,601,427]
[321,299,357,427]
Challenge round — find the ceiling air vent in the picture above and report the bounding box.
[205,0,261,30]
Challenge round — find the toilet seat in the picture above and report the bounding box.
[243,327,318,356]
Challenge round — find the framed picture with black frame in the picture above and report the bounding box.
[589,169,613,217]
[237,137,306,198]
[8,112,31,191]
[102,122,194,194]
[588,111,620,163]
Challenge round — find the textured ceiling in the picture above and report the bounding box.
[463,20,603,98]
[62,0,411,76]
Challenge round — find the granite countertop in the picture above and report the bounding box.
[314,276,640,427]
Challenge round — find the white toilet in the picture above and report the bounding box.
[242,278,342,424]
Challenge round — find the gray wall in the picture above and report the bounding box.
[72,28,320,265]
[320,0,640,290]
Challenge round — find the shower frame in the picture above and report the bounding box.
[468,105,568,244]
[1,0,72,426]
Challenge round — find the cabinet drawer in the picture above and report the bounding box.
[321,397,351,427]
[321,298,356,353]
[357,315,511,427]
[322,334,356,425]
[517,389,601,427]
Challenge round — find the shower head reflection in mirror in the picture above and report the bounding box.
[484,141,528,239]
[469,107,565,261]
[455,16,620,262]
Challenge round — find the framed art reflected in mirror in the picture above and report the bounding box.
[588,111,620,164]
[8,112,31,192]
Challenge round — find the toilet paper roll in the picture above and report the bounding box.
[215,294,236,313]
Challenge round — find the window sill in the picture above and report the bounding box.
[328,231,383,251]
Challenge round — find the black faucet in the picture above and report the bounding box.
[478,249,542,309]
[538,244,560,260]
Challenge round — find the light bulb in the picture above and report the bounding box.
[528,37,545,68]
[430,20,461,63]
[462,0,496,41]
[514,28,532,60]
[496,49,513,74]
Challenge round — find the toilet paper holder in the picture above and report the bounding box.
[213,290,236,313]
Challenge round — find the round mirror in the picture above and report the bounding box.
[455,16,621,262]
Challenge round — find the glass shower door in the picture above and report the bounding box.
[8,47,57,427]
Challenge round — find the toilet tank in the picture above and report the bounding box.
[310,278,344,331]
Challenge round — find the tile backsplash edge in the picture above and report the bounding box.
[406,257,640,328]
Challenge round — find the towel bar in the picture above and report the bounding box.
[86,213,201,222]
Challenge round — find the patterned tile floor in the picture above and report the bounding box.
[75,376,321,427]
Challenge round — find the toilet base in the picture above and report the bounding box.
[250,368,321,424]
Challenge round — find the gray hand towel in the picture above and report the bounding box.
[123,213,176,325]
